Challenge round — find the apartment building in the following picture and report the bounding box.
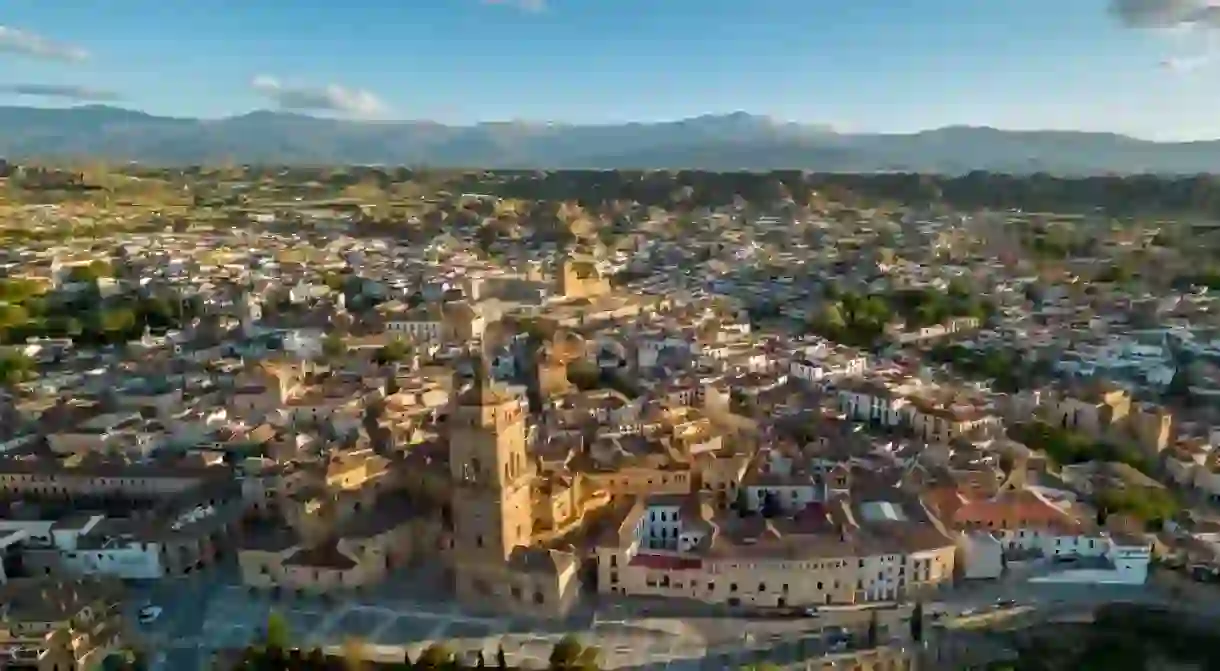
[595,491,956,608]
[0,578,124,671]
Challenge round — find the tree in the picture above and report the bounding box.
[760,491,781,518]
[476,650,486,668]
[374,338,411,365]
[866,610,879,647]
[306,647,327,669]
[322,334,347,359]
[549,634,599,670]
[416,643,454,670]
[65,260,111,284]
[264,611,291,654]
[911,601,924,642]
[496,645,508,669]
[549,635,583,669]
[810,302,846,334]
[734,487,751,516]
[0,303,29,329]
[0,351,33,386]
[403,649,414,669]
[341,638,369,671]
[567,360,601,390]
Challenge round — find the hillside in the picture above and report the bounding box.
[3,106,1220,174]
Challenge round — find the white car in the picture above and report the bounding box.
[137,605,163,624]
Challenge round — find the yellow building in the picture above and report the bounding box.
[447,352,582,617]
[596,492,956,608]
[0,578,124,671]
[557,255,610,300]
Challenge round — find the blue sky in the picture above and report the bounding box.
[0,0,1215,139]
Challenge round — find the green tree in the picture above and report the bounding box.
[496,645,508,669]
[476,650,486,668]
[866,610,879,647]
[375,338,412,365]
[549,635,599,670]
[813,302,846,332]
[342,638,369,671]
[0,351,33,386]
[567,360,601,390]
[65,260,111,284]
[0,303,29,329]
[264,610,291,654]
[99,307,137,334]
[322,334,347,359]
[138,295,177,329]
[911,601,924,642]
[734,487,751,515]
[322,272,347,292]
[416,643,454,670]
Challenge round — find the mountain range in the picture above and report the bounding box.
[2,105,1220,174]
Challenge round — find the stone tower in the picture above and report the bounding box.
[448,349,534,600]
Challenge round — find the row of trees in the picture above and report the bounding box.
[926,344,1052,393]
[454,170,1220,217]
[80,164,1220,218]
[0,350,34,386]
[1010,422,1177,525]
[0,276,202,347]
[1009,421,1154,474]
[808,283,992,347]
[233,613,600,670]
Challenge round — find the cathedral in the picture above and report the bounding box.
[447,351,583,616]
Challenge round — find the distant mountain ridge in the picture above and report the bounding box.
[1,105,1219,174]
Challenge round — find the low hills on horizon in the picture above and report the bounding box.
[2,105,1219,174]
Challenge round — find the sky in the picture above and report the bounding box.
[1,0,1219,139]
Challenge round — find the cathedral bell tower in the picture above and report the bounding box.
[448,348,533,570]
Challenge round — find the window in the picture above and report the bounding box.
[730,583,738,592]
[610,555,617,568]
[758,583,766,592]
[534,591,545,605]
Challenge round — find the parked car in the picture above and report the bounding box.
[137,605,162,624]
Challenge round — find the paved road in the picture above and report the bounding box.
[127,572,906,671]
[123,562,1206,671]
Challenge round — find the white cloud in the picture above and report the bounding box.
[1110,0,1220,29]
[251,76,386,117]
[482,0,546,12]
[1110,2,1220,70]
[1161,54,1213,70]
[0,26,88,62]
[0,83,119,100]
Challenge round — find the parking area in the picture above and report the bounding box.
[128,563,1185,671]
[129,577,887,670]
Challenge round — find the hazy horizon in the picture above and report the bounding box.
[3,0,1219,140]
